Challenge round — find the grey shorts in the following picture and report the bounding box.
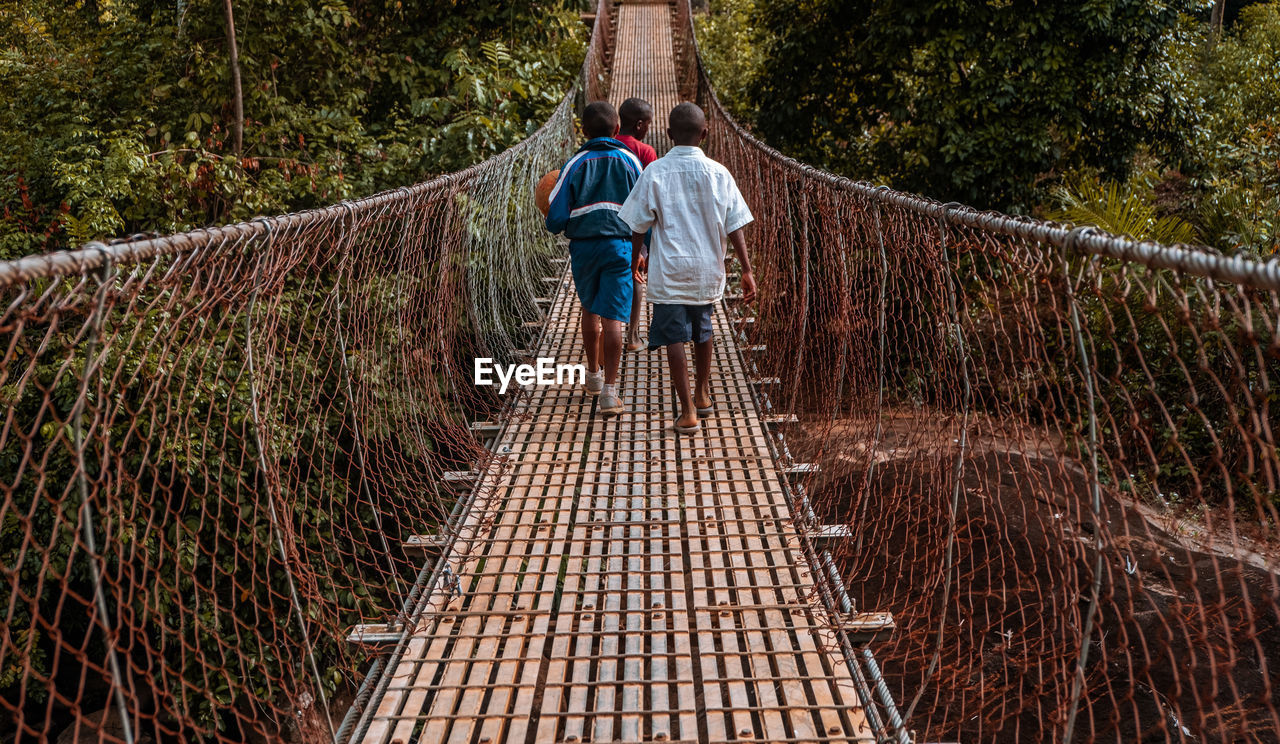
[648,303,714,350]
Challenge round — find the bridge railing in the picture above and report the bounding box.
[0,3,614,742]
[676,2,1280,742]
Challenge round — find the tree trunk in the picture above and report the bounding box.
[1211,0,1226,34]
[223,0,244,157]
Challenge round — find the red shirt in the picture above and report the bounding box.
[616,134,657,168]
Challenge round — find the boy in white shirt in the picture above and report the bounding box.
[618,102,757,434]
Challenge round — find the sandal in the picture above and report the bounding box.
[675,419,701,435]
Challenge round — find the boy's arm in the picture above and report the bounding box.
[728,228,756,304]
[630,232,647,284]
[544,168,573,234]
[618,173,656,287]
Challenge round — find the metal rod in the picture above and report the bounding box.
[1062,230,1108,744]
[902,207,974,725]
[243,226,337,742]
[332,204,404,602]
[862,649,911,744]
[822,549,854,614]
[71,250,137,744]
[334,656,382,743]
[855,199,890,555]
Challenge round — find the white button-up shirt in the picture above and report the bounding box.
[618,145,754,305]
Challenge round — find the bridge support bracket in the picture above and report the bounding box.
[783,463,820,480]
[807,524,854,551]
[346,623,405,651]
[840,612,896,646]
[762,413,799,429]
[469,421,503,440]
[403,533,449,560]
[441,470,479,491]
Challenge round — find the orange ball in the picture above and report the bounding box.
[534,169,560,216]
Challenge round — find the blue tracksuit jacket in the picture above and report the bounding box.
[544,137,643,241]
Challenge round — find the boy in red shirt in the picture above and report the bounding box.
[616,97,657,167]
[616,98,657,351]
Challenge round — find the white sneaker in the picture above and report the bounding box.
[584,367,604,396]
[599,386,624,416]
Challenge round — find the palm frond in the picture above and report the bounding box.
[1049,175,1198,245]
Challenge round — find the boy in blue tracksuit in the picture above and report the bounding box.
[545,101,643,416]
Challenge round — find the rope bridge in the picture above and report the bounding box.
[2,1,1277,743]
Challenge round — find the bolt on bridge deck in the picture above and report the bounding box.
[353,4,876,743]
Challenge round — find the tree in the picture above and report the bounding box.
[746,0,1193,210]
[0,0,589,256]
[223,0,244,156]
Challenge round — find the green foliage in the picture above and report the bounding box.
[1049,171,1199,245]
[709,0,1193,211]
[1164,4,1280,255]
[0,265,455,734]
[699,0,1278,252]
[0,1,588,734]
[0,0,588,259]
[695,0,765,124]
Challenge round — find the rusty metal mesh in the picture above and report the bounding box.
[675,1,1280,742]
[2,1,1278,743]
[0,6,613,742]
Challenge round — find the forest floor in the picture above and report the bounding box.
[795,409,1280,742]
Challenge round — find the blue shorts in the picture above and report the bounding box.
[648,303,714,349]
[569,238,632,322]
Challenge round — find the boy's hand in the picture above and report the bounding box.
[633,253,647,285]
[740,270,757,304]
[727,229,755,303]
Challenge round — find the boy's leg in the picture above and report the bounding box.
[689,305,715,413]
[650,304,699,431]
[601,318,624,385]
[581,311,602,373]
[585,238,631,415]
[693,336,713,410]
[626,282,645,352]
[665,343,698,429]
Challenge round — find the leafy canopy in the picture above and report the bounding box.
[744,0,1193,211]
[0,0,588,258]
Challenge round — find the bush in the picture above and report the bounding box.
[0,0,588,259]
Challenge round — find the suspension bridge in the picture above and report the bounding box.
[2,1,1278,744]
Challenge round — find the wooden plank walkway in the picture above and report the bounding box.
[356,4,875,742]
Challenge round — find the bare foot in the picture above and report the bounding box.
[626,340,645,352]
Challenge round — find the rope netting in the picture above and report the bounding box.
[0,5,612,742]
[2,0,1278,742]
[674,2,1280,742]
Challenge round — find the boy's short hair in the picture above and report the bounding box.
[582,101,619,139]
[619,98,653,129]
[668,102,707,142]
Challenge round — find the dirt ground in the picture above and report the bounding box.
[794,410,1280,743]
